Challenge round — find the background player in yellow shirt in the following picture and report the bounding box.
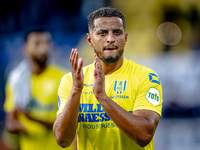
[3,26,76,150]
[53,7,163,150]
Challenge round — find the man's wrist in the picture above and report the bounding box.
[95,92,108,102]
[72,86,83,93]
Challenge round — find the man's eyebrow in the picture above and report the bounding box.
[96,29,108,32]
[96,28,123,31]
[113,29,123,31]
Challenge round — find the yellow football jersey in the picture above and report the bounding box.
[58,58,163,150]
[4,64,75,150]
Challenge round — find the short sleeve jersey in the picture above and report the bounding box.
[57,58,163,150]
[4,64,74,150]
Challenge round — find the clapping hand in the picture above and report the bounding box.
[93,54,106,99]
[70,49,84,91]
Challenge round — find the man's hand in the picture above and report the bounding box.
[93,54,106,99]
[53,49,83,148]
[70,49,84,91]
[5,109,27,134]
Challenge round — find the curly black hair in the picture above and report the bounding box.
[87,7,126,31]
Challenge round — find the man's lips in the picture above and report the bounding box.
[104,46,118,50]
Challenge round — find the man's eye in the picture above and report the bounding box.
[114,31,121,34]
[99,32,106,35]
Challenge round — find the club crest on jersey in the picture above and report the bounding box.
[114,80,127,95]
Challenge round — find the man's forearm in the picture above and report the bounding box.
[24,114,54,129]
[53,88,81,148]
[5,112,27,133]
[97,94,160,147]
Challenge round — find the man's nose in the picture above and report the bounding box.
[107,33,115,44]
[39,43,50,54]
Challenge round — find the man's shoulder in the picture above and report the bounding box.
[47,64,70,75]
[125,58,158,75]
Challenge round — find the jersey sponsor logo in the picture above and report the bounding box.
[79,103,132,129]
[84,84,93,87]
[110,95,129,99]
[148,73,160,85]
[82,91,94,94]
[114,80,127,94]
[81,114,131,129]
[78,104,109,122]
[78,103,132,123]
[82,122,117,129]
[27,98,56,111]
[145,88,160,105]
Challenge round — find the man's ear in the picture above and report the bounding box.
[87,33,93,47]
[125,32,128,43]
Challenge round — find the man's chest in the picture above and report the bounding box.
[80,75,137,112]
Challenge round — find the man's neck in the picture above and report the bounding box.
[101,57,123,75]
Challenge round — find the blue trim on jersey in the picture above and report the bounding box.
[114,80,117,92]
[58,95,61,109]
[59,79,62,87]
[123,80,127,91]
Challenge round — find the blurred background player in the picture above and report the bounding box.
[3,26,76,150]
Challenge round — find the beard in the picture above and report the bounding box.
[33,55,48,68]
[94,48,124,64]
